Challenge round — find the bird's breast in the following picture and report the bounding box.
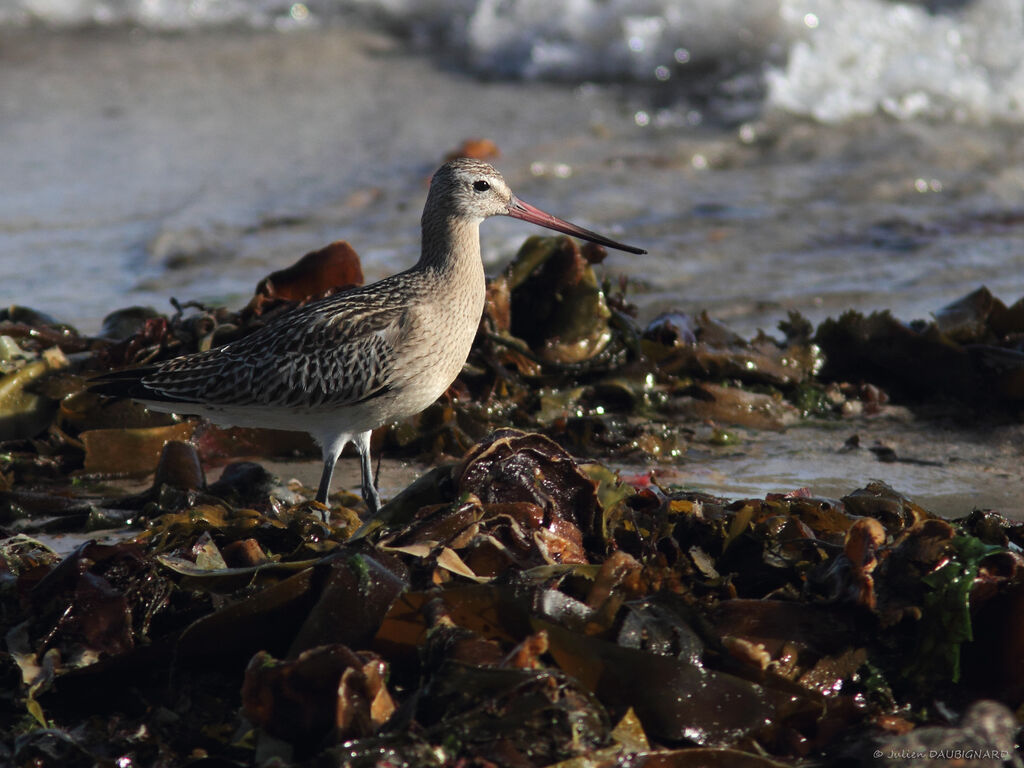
[385,276,485,415]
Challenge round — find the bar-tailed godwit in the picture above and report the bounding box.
[90,158,645,518]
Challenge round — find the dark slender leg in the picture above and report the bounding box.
[354,430,381,514]
[316,440,343,524]
[316,457,334,505]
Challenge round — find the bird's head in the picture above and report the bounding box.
[428,157,646,255]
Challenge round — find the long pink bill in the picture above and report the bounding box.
[506,197,646,255]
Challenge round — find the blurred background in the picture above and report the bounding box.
[2,0,1024,337]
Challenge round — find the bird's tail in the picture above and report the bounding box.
[87,366,160,400]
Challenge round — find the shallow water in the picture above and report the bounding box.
[4,24,1024,339]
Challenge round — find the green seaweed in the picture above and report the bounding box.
[905,535,1004,685]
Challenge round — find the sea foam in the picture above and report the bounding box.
[4,0,1024,124]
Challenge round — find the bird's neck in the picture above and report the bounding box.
[417,213,484,280]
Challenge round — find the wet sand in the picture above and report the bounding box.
[228,410,1024,521]
[33,409,1021,560]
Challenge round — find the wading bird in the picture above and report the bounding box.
[90,158,645,519]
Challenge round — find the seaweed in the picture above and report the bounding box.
[1,240,1023,766]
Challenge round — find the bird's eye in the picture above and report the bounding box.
[473,180,491,192]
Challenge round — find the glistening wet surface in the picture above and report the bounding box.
[241,413,1024,522]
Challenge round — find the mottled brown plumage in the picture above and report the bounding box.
[91,158,645,519]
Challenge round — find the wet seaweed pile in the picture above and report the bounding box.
[2,238,1024,766]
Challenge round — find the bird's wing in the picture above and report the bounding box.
[93,287,406,409]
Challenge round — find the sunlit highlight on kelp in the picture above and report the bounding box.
[1,240,1023,765]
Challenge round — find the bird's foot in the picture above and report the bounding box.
[362,487,382,517]
[309,499,331,525]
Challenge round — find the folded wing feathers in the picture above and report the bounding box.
[96,287,406,410]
